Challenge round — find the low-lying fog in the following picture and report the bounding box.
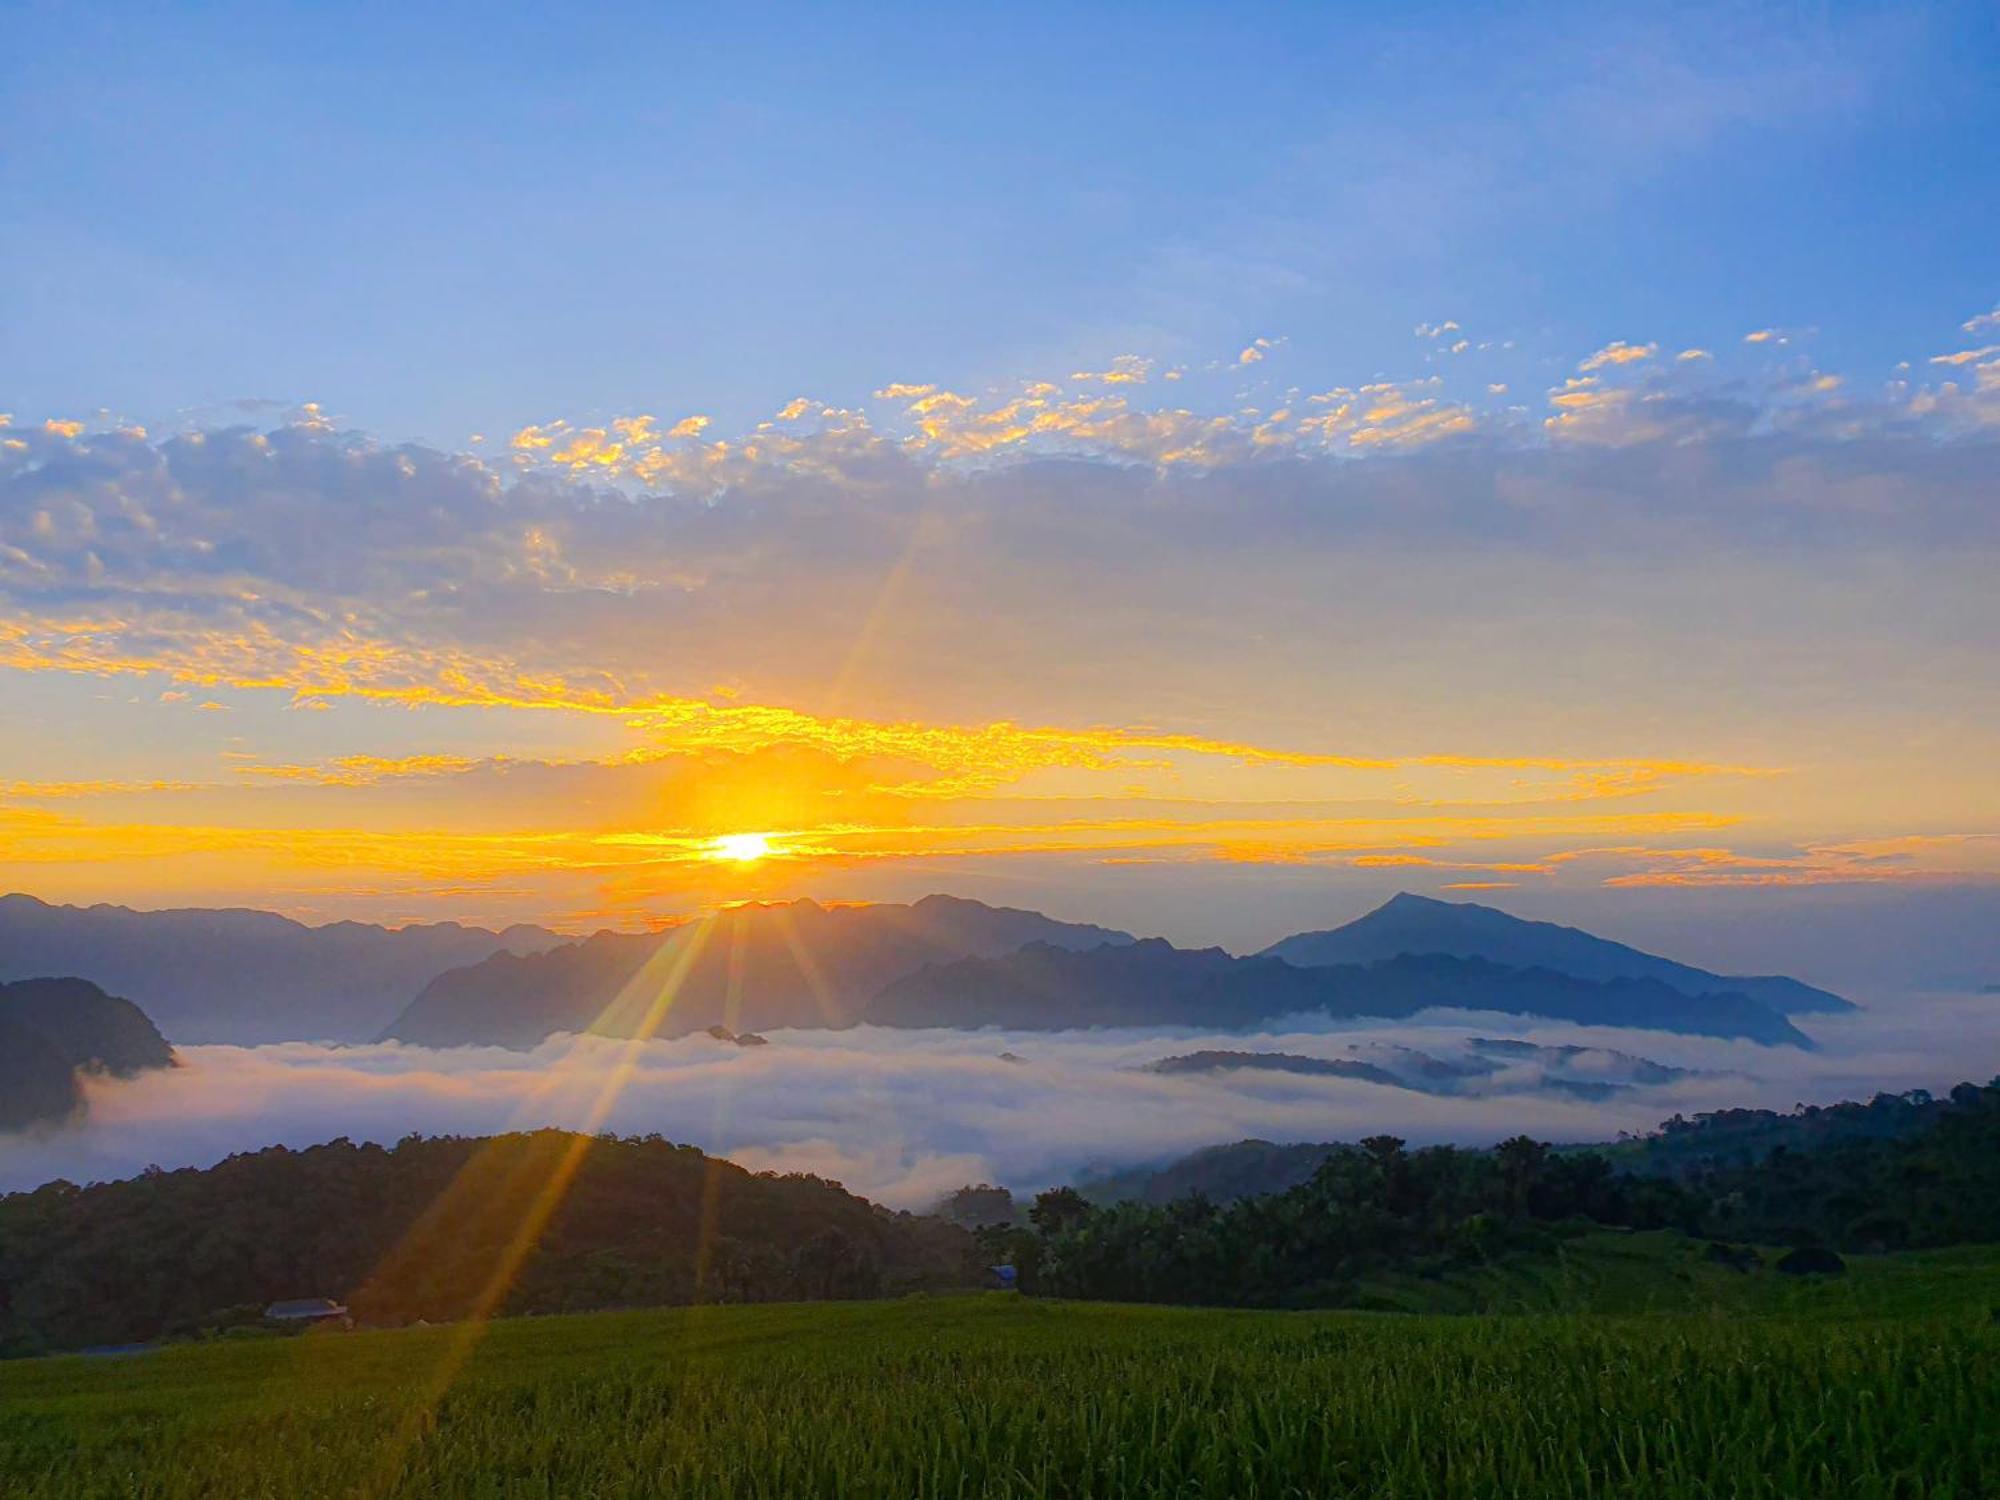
[5,993,1996,1209]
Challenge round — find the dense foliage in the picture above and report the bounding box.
[1610,1083,1986,1173]
[0,1131,977,1355]
[1670,1081,2000,1251]
[1006,1136,1689,1305]
[2,1286,1992,1498]
[1076,1139,1349,1207]
[997,1081,2000,1306]
[7,1082,1996,1352]
[931,1184,1021,1229]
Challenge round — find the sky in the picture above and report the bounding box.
[2,1,1997,961]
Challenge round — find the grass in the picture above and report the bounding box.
[1,1234,1994,1498]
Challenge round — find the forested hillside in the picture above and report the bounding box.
[992,1080,2000,1307]
[0,1133,978,1355]
[1605,1086,1980,1175]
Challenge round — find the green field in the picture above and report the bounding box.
[2,1234,1994,1498]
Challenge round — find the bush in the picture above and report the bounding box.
[1776,1247,1847,1277]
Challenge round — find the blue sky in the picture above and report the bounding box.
[2,2,1998,943]
[5,1,1995,444]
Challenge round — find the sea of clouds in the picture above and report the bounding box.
[5,992,1996,1209]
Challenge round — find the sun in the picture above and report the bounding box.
[709,832,774,864]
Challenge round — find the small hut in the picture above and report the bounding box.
[263,1297,353,1328]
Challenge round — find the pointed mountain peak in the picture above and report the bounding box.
[1261,892,1849,1015]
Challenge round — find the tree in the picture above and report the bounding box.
[935,1184,1017,1229]
[1493,1136,1549,1220]
[1029,1187,1092,1236]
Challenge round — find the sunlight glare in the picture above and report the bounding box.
[710,832,774,863]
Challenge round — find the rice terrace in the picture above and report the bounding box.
[5,1235,1997,1499]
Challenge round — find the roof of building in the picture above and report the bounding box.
[264,1298,349,1318]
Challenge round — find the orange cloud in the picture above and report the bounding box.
[1578,340,1657,371]
[1070,355,1152,385]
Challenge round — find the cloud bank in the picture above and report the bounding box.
[5,996,1994,1210]
[6,310,1998,718]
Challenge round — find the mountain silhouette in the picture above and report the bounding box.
[1144,1052,1413,1087]
[1261,893,1852,1014]
[0,893,562,1043]
[380,895,1135,1048]
[1141,1037,1692,1099]
[0,977,176,1132]
[869,938,1814,1045]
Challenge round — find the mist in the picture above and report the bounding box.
[4,994,1994,1210]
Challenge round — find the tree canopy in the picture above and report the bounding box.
[0,1131,978,1355]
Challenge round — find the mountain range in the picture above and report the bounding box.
[380,895,1135,1047]
[393,892,1826,1048]
[1263,893,1852,1014]
[0,889,1850,1053]
[0,894,561,1043]
[873,940,1814,1045]
[0,977,176,1132]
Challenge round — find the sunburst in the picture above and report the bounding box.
[709,831,774,863]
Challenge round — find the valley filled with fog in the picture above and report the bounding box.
[7,988,1992,1209]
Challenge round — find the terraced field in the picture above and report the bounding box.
[2,1235,1993,1498]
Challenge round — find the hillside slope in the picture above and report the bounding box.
[1263,893,1851,1014]
[0,978,175,1132]
[0,1131,977,1353]
[0,1020,84,1133]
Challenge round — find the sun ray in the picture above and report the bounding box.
[771,903,850,1028]
[319,914,720,1496]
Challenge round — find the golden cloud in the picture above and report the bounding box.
[1577,341,1657,371]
